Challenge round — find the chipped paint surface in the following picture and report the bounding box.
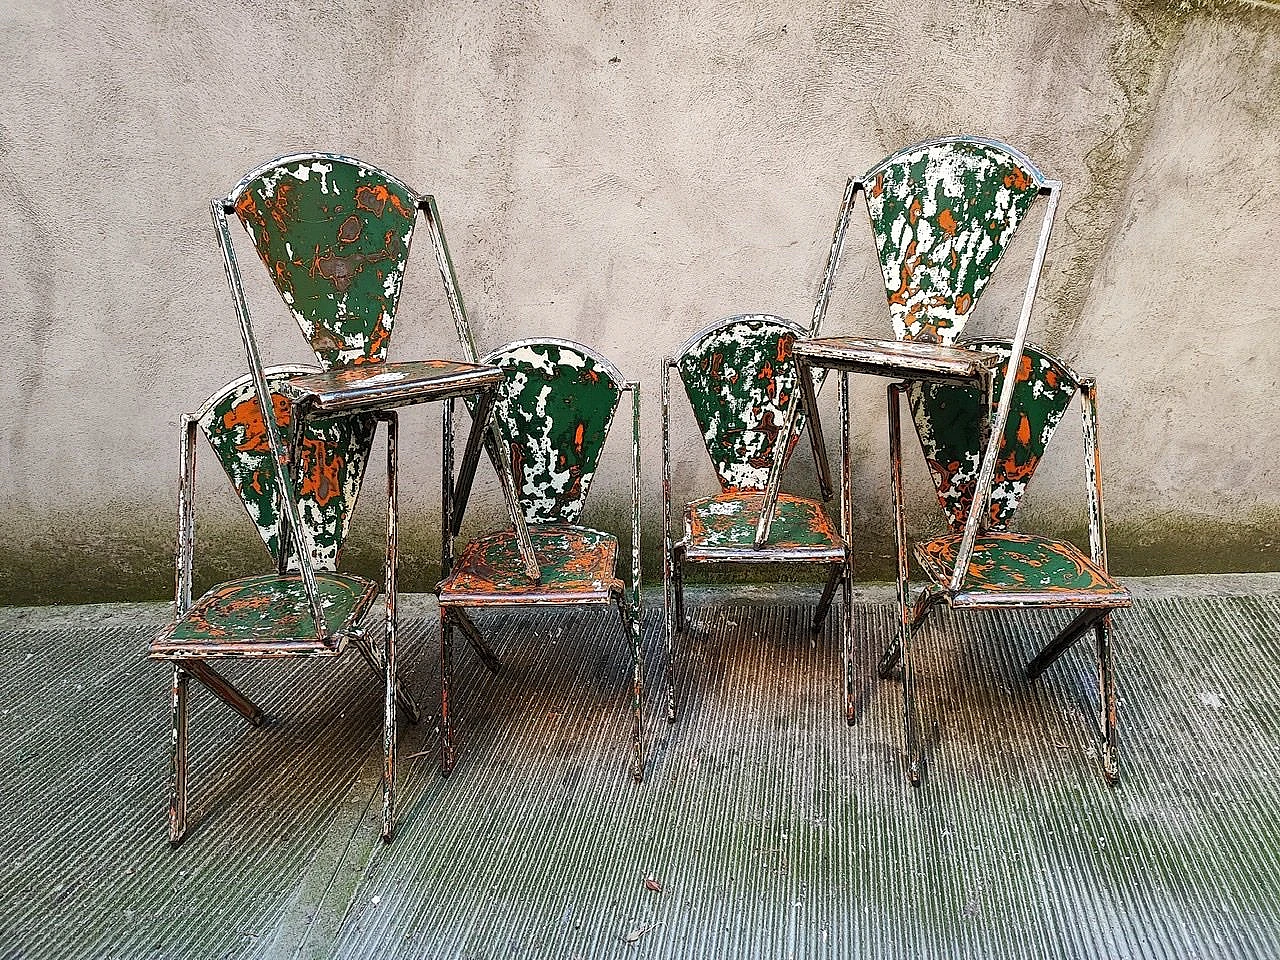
[162,571,375,646]
[865,139,1042,344]
[198,368,376,571]
[685,492,842,555]
[675,315,808,492]
[484,341,624,524]
[914,532,1124,601]
[908,340,1078,531]
[440,525,621,603]
[231,156,417,369]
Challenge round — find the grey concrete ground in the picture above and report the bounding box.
[2,1,1279,604]
[2,576,1278,959]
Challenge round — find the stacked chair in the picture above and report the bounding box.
[151,154,531,844]
[772,136,1130,784]
[436,339,645,779]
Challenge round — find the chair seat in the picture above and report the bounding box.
[914,532,1131,609]
[683,492,844,562]
[151,572,378,658]
[440,525,622,606]
[794,336,1000,384]
[281,359,502,414]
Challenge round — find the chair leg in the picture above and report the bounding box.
[899,605,923,787]
[1096,616,1119,785]
[168,664,190,846]
[351,633,421,723]
[1026,607,1110,680]
[663,544,678,724]
[886,381,921,785]
[450,608,502,675]
[812,562,842,633]
[440,607,456,776]
[617,591,646,782]
[184,660,265,726]
[842,548,855,725]
[878,588,942,678]
[381,601,397,843]
[672,545,686,635]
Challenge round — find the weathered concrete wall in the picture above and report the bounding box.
[1,0,1277,603]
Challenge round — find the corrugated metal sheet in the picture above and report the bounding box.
[0,586,1277,958]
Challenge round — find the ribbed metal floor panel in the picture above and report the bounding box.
[1,585,1278,959]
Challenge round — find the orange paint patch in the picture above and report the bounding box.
[937,208,958,235]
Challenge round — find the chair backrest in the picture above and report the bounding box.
[673,314,810,493]
[862,137,1045,345]
[908,339,1081,531]
[194,365,377,570]
[482,338,627,525]
[227,154,420,369]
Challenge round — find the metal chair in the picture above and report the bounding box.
[783,137,1130,784]
[149,362,424,845]
[661,314,849,723]
[437,339,644,780]
[883,337,1130,784]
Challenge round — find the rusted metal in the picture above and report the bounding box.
[838,374,856,724]
[661,359,677,723]
[662,315,848,722]
[381,411,398,842]
[226,152,539,581]
[793,337,1001,384]
[167,665,188,846]
[437,339,645,781]
[886,381,921,783]
[440,398,457,776]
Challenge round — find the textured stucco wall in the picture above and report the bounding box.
[1,0,1278,603]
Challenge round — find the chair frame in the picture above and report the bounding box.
[661,314,850,724]
[437,338,645,780]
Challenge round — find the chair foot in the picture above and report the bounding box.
[440,742,455,778]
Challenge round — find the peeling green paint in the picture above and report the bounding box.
[915,532,1119,598]
[232,156,417,369]
[441,525,621,601]
[686,493,841,552]
[484,341,624,524]
[166,571,374,644]
[676,315,809,492]
[908,340,1078,531]
[864,140,1042,345]
[199,368,376,572]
